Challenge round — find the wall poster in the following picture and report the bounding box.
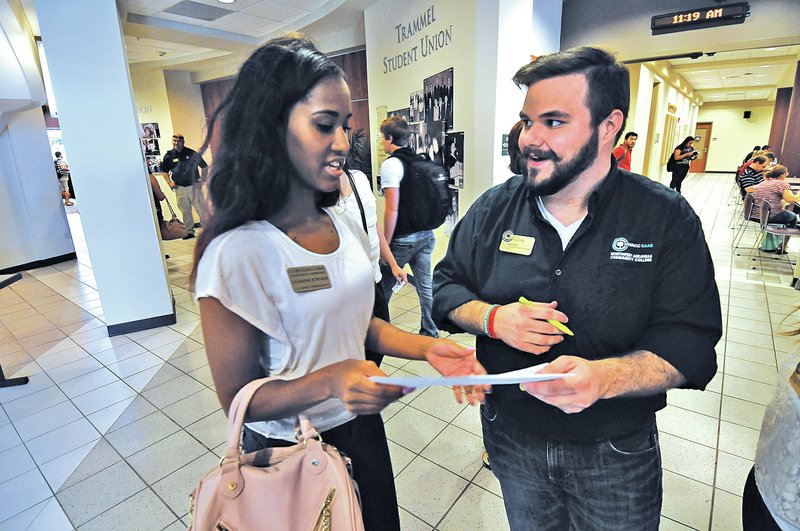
[445,132,464,189]
[140,122,160,139]
[423,68,453,130]
[444,189,459,237]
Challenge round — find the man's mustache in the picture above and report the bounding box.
[521,147,560,162]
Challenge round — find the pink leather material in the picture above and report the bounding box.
[188,377,365,530]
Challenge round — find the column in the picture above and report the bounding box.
[780,63,800,175]
[768,87,791,161]
[36,0,174,335]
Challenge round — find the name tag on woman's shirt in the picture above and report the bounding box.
[287,265,332,293]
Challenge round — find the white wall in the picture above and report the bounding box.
[0,0,74,271]
[697,102,775,172]
[365,0,559,264]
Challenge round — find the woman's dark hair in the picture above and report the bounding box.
[676,136,695,150]
[765,165,787,179]
[191,34,345,281]
[513,47,629,144]
[508,120,525,174]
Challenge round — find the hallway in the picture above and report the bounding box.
[0,172,797,530]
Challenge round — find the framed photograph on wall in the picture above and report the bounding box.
[444,188,459,237]
[141,122,160,139]
[423,67,453,130]
[445,132,464,189]
[145,156,161,174]
[388,107,411,123]
[409,90,425,123]
[142,138,160,156]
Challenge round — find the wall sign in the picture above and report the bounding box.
[651,2,749,35]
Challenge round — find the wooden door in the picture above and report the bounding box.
[690,123,712,173]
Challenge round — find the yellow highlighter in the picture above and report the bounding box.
[518,296,575,336]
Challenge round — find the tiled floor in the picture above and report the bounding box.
[1,173,798,530]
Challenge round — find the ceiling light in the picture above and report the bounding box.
[759,65,770,68]
[218,0,235,3]
[765,47,776,51]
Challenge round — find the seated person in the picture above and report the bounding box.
[737,156,768,198]
[751,165,800,253]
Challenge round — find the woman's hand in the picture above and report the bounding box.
[424,339,489,405]
[323,359,405,415]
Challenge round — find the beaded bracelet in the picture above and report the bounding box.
[483,304,500,337]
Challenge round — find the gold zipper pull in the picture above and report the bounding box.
[313,487,337,531]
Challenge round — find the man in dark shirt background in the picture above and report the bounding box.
[433,47,721,530]
[161,134,208,239]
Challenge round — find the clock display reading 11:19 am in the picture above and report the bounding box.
[651,2,749,35]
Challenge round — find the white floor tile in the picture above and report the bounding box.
[714,451,753,496]
[86,397,135,433]
[25,417,99,466]
[718,420,760,460]
[13,400,83,441]
[711,488,744,530]
[420,424,484,480]
[71,380,136,416]
[661,469,712,530]
[438,484,508,531]
[25,497,74,531]
[395,456,469,526]
[0,468,53,522]
[39,440,97,492]
[384,406,447,453]
[0,443,36,483]
[659,432,716,486]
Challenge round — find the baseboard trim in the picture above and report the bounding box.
[0,252,78,275]
[107,308,177,337]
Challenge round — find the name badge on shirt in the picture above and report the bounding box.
[172,158,179,163]
[287,265,332,293]
[499,230,535,256]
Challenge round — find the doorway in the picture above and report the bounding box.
[691,122,712,173]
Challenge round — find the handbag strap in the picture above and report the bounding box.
[345,169,368,234]
[224,378,319,460]
[163,196,178,218]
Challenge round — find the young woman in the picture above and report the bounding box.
[751,165,800,253]
[191,35,486,530]
[669,135,696,193]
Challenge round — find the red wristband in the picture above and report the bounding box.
[487,305,501,339]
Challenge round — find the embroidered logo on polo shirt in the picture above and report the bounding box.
[610,237,654,263]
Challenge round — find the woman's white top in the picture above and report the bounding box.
[755,355,800,530]
[194,207,374,440]
[337,169,381,283]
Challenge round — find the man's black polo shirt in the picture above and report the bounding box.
[432,164,721,440]
[161,147,207,187]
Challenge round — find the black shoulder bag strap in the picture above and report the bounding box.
[345,169,368,234]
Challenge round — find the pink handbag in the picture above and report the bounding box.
[188,378,365,531]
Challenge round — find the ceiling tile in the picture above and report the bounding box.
[204,11,274,31]
[242,0,307,22]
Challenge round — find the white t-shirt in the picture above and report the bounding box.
[194,208,374,440]
[536,196,586,250]
[379,156,405,188]
[338,170,381,283]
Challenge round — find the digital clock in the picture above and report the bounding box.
[651,2,749,35]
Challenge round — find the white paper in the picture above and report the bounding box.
[369,363,571,388]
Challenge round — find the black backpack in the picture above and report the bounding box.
[391,149,453,232]
[666,152,677,172]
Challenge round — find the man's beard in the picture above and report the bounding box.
[524,129,598,196]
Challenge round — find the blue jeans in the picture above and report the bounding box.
[381,230,439,337]
[481,403,662,531]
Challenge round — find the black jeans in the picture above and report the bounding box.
[365,281,390,367]
[742,466,782,530]
[243,415,400,531]
[669,164,690,193]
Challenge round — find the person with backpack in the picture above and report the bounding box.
[380,115,448,338]
[667,135,697,194]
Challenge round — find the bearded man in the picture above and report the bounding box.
[432,47,721,531]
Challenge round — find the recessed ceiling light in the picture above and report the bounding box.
[759,65,770,68]
[218,0,235,3]
[765,47,776,51]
